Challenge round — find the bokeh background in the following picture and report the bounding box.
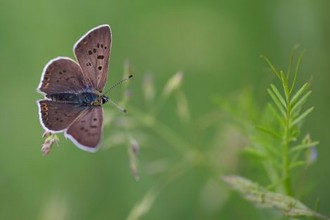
[1,0,330,219]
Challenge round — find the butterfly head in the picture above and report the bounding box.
[90,94,109,106]
[101,95,109,104]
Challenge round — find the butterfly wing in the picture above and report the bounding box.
[64,106,103,152]
[37,57,87,95]
[74,24,111,93]
[38,100,86,132]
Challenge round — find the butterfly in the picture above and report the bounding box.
[37,24,112,152]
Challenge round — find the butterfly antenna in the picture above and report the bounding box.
[105,75,133,94]
[104,75,133,113]
[108,98,128,113]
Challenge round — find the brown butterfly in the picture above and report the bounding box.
[37,25,112,152]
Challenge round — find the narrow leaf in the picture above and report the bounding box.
[290,83,309,106]
[290,141,319,154]
[270,84,287,110]
[267,88,286,117]
[286,44,300,80]
[290,91,312,115]
[280,70,290,102]
[261,55,281,79]
[291,107,314,127]
[256,126,281,139]
[290,50,306,93]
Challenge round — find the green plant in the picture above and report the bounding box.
[124,48,327,219]
[223,48,327,219]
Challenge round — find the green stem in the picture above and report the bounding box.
[282,78,293,196]
[283,121,292,195]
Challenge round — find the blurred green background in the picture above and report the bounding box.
[1,0,330,219]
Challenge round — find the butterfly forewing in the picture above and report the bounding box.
[38,100,86,132]
[74,25,111,92]
[65,107,103,152]
[38,57,87,95]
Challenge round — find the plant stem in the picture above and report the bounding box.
[282,77,293,196]
[283,121,292,195]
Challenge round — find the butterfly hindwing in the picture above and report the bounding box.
[65,107,103,152]
[38,100,86,132]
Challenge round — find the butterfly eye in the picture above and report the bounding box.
[101,96,109,104]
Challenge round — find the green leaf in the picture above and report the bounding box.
[271,84,287,109]
[261,55,281,79]
[286,44,300,80]
[290,141,319,154]
[290,83,309,106]
[268,86,286,117]
[290,90,312,115]
[279,70,290,102]
[256,126,281,139]
[290,49,306,93]
[291,107,314,128]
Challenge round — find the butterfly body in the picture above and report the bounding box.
[46,92,109,106]
[37,25,112,152]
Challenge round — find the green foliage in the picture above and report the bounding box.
[223,48,327,219]
[123,48,325,219]
[252,49,317,195]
